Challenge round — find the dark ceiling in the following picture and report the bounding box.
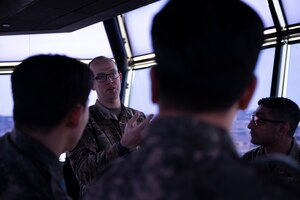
[0,0,159,35]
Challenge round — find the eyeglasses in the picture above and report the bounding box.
[93,71,120,82]
[250,114,285,126]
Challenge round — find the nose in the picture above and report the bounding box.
[247,120,255,129]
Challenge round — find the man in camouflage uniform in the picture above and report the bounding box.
[83,1,300,199]
[67,56,153,196]
[242,97,300,186]
[0,54,92,199]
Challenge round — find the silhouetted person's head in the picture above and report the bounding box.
[151,0,264,112]
[12,54,93,132]
[256,97,300,137]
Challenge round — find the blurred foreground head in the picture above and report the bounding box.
[12,54,93,132]
[151,0,264,112]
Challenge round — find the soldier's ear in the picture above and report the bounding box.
[66,104,85,128]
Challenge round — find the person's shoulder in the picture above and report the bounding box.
[241,146,261,160]
[0,132,17,160]
[0,182,51,200]
[124,106,146,117]
[243,146,259,154]
[0,132,9,145]
[88,104,106,120]
[123,104,138,112]
[88,104,96,112]
[0,161,48,197]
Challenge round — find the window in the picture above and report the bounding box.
[0,75,14,136]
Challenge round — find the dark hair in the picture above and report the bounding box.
[11,54,93,132]
[151,0,264,111]
[258,97,300,136]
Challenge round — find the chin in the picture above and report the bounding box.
[250,139,259,145]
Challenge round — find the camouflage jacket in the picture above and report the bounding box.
[0,130,71,200]
[83,117,300,200]
[67,100,145,196]
[242,139,300,186]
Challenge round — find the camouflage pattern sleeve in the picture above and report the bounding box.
[67,120,120,194]
[67,105,147,195]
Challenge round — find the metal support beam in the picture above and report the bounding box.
[103,17,128,102]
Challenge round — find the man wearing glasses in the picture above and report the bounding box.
[242,97,300,186]
[67,56,153,197]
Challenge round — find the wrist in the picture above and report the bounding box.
[116,141,130,156]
